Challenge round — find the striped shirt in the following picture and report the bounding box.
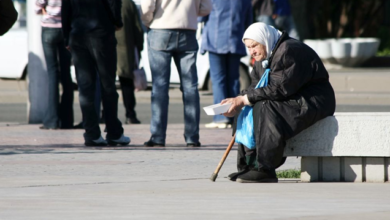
[35,0,62,28]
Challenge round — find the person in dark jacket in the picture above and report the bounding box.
[0,0,18,36]
[221,22,336,183]
[62,0,130,146]
[116,0,144,124]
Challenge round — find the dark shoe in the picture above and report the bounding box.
[39,126,58,130]
[73,122,84,129]
[227,169,249,181]
[84,136,108,147]
[186,142,201,147]
[107,134,131,146]
[144,140,165,147]
[236,168,278,183]
[125,117,141,124]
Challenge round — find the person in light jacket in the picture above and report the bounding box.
[141,0,212,147]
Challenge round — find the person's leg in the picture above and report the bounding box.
[70,36,101,141]
[225,53,241,123]
[88,34,124,140]
[57,29,74,129]
[145,30,173,145]
[208,52,229,123]
[173,30,200,145]
[41,27,60,129]
[274,15,300,40]
[258,15,276,27]
[119,76,139,123]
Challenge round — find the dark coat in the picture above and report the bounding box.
[239,32,336,169]
[115,0,144,79]
[61,0,123,47]
[0,0,18,36]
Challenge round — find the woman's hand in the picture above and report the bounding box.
[221,96,247,117]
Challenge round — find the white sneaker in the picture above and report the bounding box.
[84,136,108,146]
[107,134,131,146]
[205,122,232,129]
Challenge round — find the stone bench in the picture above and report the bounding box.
[284,113,390,183]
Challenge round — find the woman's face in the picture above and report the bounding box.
[244,39,267,62]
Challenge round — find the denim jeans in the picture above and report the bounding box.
[274,15,300,40]
[41,27,73,128]
[208,52,241,123]
[70,33,123,141]
[147,29,200,144]
[257,15,276,27]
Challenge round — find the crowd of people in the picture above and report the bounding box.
[1,0,335,183]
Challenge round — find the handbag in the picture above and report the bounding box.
[235,68,270,149]
[133,48,147,91]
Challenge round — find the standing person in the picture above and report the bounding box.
[140,0,212,147]
[252,0,275,26]
[0,0,18,36]
[200,0,252,129]
[116,0,143,125]
[62,0,130,146]
[221,23,335,183]
[273,0,300,40]
[36,0,74,130]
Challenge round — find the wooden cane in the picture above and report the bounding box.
[210,133,236,182]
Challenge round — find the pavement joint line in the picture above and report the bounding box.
[6,178,301,189]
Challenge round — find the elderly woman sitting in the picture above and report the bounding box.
[221,23,336,183]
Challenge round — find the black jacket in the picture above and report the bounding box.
[0,0,18,36]
[62,0,123,46]
[241,32,336,139]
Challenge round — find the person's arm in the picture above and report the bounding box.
[61,0,72,48]
[246,47,315,103]
[112,0,123,28]
[140,0,156,28]
[132,2,144,52]
[0,0,18,36]
[35,0,47,14]
[198,0,212,17]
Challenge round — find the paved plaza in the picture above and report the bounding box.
[0,124,390,220]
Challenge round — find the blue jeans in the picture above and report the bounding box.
[274,15,300,40]
[257,15,276,27]
[70,34,123,141]
[208,52,241,123]
[147,29,200,144]
[41,27,73,128]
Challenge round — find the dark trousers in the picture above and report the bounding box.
[70,34,123,140]
[41,27,74,128]
[234,101,287,171]
[119,76,137,119]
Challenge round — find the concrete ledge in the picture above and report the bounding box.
[301,157,389,183]
[285,113,390,157]
[284,113,390,182]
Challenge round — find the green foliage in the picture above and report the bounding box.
[377,48,390,56]
[276,169,301,179]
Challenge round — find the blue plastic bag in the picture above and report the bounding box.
[235,68,270,149]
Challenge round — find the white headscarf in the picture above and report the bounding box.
[242,22,282,60]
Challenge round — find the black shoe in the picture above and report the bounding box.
[227,169,249,181]
[73,122,84,129]
[144,140,165,147]
[39,126,58,130]
[125,117,141,124]
[186,142,201,147]
[236,168,278,183]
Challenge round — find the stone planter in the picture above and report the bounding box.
[304,38,380,67]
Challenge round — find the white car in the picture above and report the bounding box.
[0,27,252,91]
